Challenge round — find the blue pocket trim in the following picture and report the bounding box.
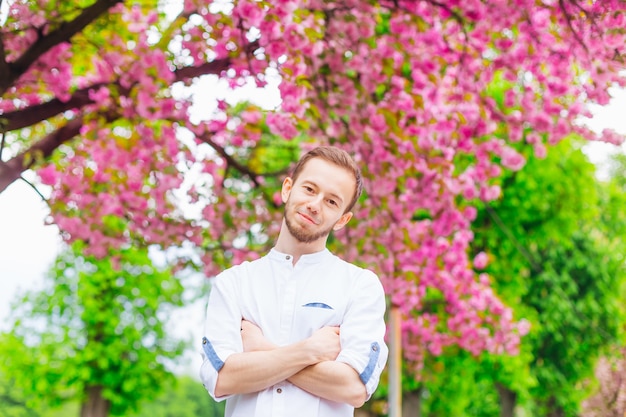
[302,302,333,309]
[359,342,380,385]
[202,336,225,372]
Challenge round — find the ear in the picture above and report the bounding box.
[332,211,353,231]
[281,177,293,203]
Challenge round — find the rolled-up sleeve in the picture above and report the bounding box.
[199,268,244,401]
[335,270,388,398]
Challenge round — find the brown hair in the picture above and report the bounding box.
[290,146,363,213]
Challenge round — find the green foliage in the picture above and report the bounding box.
[127,375,224,417]
[597,152,626,252]
[420,349,501,417]
[525,234,623,415]
[0,365,39,417]
[0,242,186,416]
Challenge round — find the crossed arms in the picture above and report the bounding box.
[213,320,368,408]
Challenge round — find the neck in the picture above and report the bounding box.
[274,220,327,264]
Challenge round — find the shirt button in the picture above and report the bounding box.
[285,255,291,260]
[277,388,283,394]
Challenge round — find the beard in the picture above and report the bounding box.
[284,206,334,244]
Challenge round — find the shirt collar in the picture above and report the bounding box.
[269,248,331,264]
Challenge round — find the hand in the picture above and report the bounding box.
[241,320,275,352]
[307,326,341,362]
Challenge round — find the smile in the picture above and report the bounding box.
[298,212,319,225]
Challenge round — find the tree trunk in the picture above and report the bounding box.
[80,385,110,417]
[402,387,422,417]
[496,383,516,417]
[546,408,565,417]
[545,396,565,417]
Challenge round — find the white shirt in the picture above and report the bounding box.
[199,248,388,417]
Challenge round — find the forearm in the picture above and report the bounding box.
[288,361,368,408]
[215,340,317,397]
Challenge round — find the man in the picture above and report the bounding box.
[200,146,388,417]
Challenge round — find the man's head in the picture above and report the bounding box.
[289,146,363,214]
[280,146,363,245]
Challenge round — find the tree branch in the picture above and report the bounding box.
[0,111,119,194]
[2,50,258,133]
[19,174,47,201]
[558,0,590,55]
[0,0,122,94]
[173,40,260,82]
[1,83,107,132]
[0,131,5,160]
[173,59,233,82]
[0,32,9,86]
[0,117,84,193]
[196,133,262,187]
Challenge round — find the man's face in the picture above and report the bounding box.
[281,158,355,244]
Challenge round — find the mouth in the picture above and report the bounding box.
[298,212,319,225]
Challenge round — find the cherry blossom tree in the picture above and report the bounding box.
[2,0,626,383]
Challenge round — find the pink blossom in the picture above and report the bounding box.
[534,142,547,158]
[599,128,625,145]
[473,252,489,269]
[241,110,262,124]
[500,147,526,170]
[265,112,298,139]
[37,165,59,186]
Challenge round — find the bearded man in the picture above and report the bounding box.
[200,146,388,417]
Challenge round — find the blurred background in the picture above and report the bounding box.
[2,1,626,417]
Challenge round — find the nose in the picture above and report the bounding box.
[307,195,322,213]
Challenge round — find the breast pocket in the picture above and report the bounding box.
[298,301,342,336]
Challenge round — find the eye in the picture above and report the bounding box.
[304,186,314,193]
[327,199,338,207]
